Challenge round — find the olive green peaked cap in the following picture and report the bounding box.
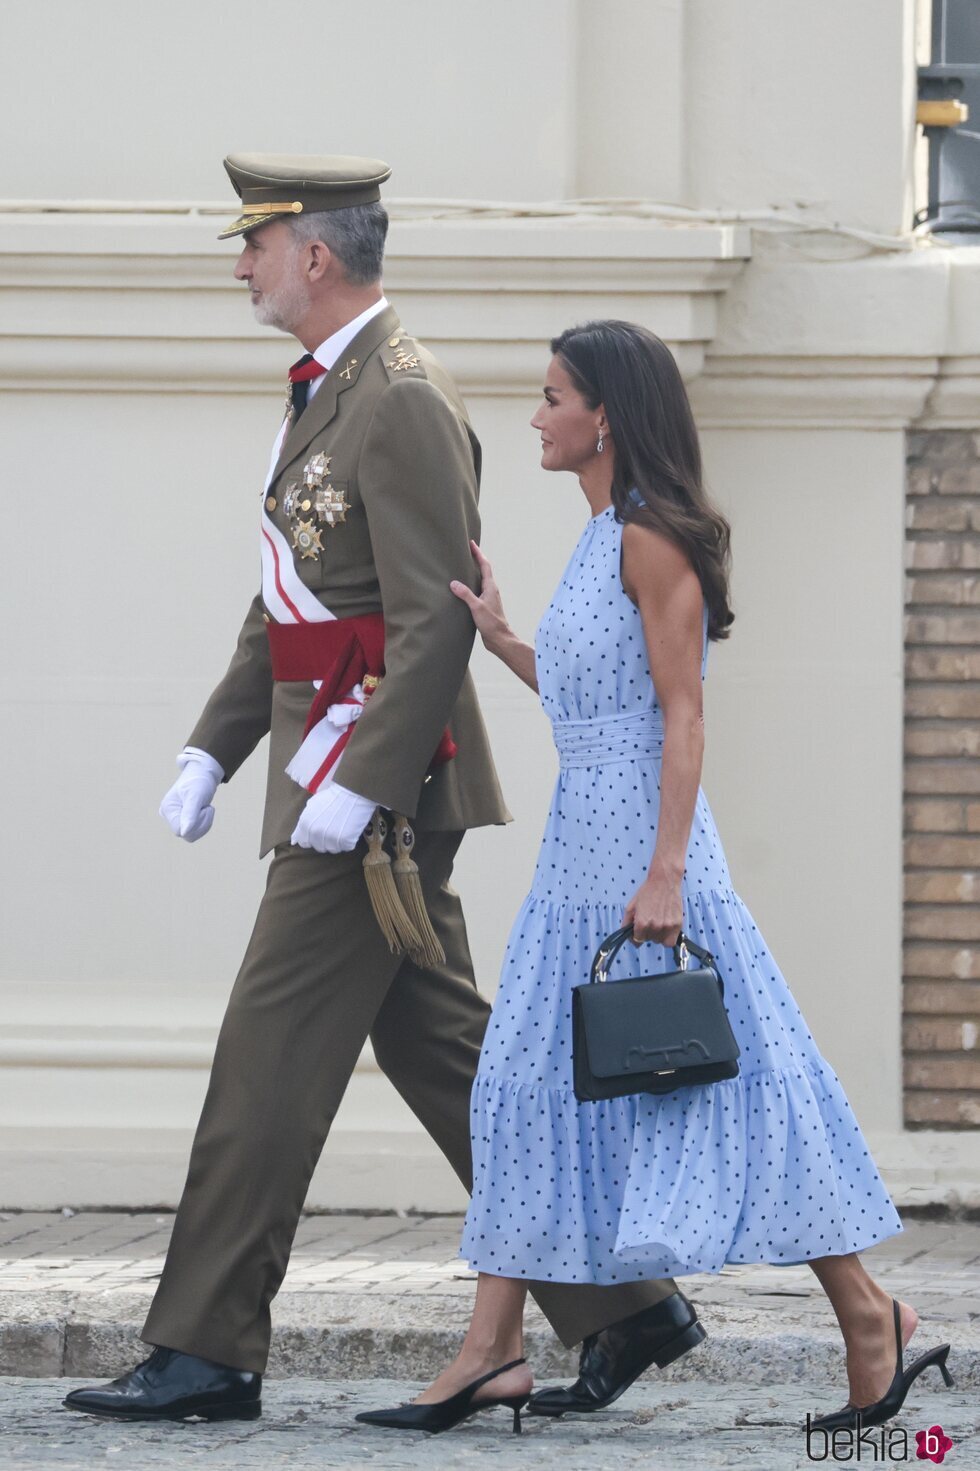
[219,153,392,239]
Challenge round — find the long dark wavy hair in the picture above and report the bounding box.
[551,320,734,641]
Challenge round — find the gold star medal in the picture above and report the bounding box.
[292,520,324,560]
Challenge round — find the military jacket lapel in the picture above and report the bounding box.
[270,304,402,485]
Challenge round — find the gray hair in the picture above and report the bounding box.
[288,201,388,285]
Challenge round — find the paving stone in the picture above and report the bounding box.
[2,1378,977,1471]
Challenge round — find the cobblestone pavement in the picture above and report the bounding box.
[1,1211,978,1387]
[3,1378,978,1471]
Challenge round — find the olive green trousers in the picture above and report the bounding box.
[142,832,675,1372]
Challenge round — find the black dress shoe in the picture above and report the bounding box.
[528,1291,705,1417]
[62,1346,261,1422]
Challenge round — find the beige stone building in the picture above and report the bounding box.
[1,0,977,1210]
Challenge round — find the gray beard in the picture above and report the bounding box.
[251,274,311,334]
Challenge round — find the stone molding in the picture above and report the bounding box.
[0,1023,376,1073]
[694,243,980,430]
[921,359,980,430]
[692,353,980,432]
[692,355,940,430]
[0,211,750,395]
[5,212,980,425]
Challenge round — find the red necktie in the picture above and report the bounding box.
[287,353,327,419]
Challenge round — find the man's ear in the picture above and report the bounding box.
[306,239,333,283]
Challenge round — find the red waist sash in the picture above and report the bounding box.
[266,614,457,767]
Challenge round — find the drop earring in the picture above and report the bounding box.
[597,431,604,454]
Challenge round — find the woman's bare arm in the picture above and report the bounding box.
[620,520,706,944]
[450,540,539,692]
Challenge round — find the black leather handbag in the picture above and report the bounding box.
[572,926,741,1102]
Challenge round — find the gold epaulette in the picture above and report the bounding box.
[379,334,425,381]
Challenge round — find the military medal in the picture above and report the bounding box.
[292,520,324,560]
[314,483,349,526]
[277,445,348,565]
[304,452,331,489]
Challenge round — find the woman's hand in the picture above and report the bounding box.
[450,540,511,653]
[623,862,684,947]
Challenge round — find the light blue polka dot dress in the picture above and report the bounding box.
[461,504,903,1284]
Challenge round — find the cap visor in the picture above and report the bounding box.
[217,211,280,240]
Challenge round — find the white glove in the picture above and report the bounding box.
[160,748,225,842]
[290,781,377,854]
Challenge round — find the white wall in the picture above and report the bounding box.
[697,427,905,1124]
[685,0,919,235]
[574,0,686,200]
[7,0,919,235]
[4,0,578,203]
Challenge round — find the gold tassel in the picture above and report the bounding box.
[362,810,422,955]
[392,815,446,968]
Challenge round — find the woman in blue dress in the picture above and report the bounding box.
[357,321,953,1437]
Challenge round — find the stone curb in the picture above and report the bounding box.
[3,1316,978,1390]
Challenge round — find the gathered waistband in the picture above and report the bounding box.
[552,708,665,769]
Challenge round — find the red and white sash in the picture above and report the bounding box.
[260,422,366,795]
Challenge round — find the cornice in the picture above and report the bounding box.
[918,356,980,428]
[0,211,750,395]
[692,353,980,430]
[693,243,980,429]
[692,354,941,429]
[6,211,980,423]
[0,1023,382,1074]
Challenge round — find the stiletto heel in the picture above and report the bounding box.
[355,1358,530,1435]
[812,1300,954,1432]
[905,1342,955,1391]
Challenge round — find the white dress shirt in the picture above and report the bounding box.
[306,295,389,386]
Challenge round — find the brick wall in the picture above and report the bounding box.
[904,430,980,1128]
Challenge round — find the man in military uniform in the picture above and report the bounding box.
[64,155,705,1423]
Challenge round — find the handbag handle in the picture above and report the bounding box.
[590,925,715,985]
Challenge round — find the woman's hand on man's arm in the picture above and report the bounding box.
[451,540,539,692]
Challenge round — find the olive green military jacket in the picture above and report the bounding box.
[187,303,511,855]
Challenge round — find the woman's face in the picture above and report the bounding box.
[531,355,605,474]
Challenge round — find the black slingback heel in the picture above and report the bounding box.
[812,1299,953,1432]
[355,1358,530,1435]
